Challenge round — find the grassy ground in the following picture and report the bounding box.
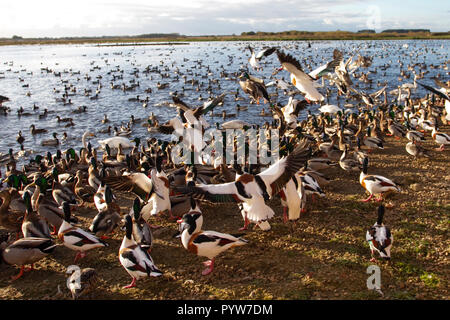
[0,126,449,300]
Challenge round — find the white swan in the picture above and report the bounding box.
[319,104,342,114]
[98,136,133,149]
[221,120,251,129]
[82,131,95,149]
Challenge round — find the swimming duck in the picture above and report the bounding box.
[30,124,47,135]
[0,237,57,280]
[366,205,393,262]
[41,132,60,146]
[360,158,401,202]
[175,208,248,276]
[119,214,162,288]
[58,202,108,263]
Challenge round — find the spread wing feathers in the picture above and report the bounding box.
[255,47,277,60]
[103,173,153,200]
[203,93,226,114]
[171,96,192,112]
[277,50,316,81]
[370,85,387,98]
[433,78,450,91]
[309,49,343,79]
[292,100,309,117]
[174,182,242,204]
[257,141,310,197]
[157,124,175,135]
[247,45,254,55]
[417,81,450,100]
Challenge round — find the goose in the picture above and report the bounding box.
[366,205,393,262]
[175,209,248,276]
[174,142,310,231]
[360,158,401,202]
[0,237,57,280]
[119,215,162,288]
[275,50,324,102]
[246,45,276,70]
[58,202,108,263]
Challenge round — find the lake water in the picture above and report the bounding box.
[0,40,448,165]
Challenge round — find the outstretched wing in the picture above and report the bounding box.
[257,141,311,197]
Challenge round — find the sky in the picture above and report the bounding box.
[1,0,449,38]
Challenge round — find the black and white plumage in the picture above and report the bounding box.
[366,205,393,261]
[119,215,162,288]
[175,208,248,276]
[238,72,270,104]
[247,45,277,70]
[58,202,108,263]
[174,142,311,230]
[308,49,343,80]
[276,50,325,102]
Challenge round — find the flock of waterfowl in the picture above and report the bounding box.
[0,40,449,299]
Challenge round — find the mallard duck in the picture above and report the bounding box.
[21,191,51,239]
[360,158,401,202]
[130,197,153,252]
[366,205,393,262]
[119,215,162,288]
[363,127,384,152]
[0,188,24,234]
[41,132,60,146]
[58,202,108,263]
[431,126,450,151]
[238,72,270,105]
[30,124,47,135]
[89,186,121,238]
[175,210,248,276]
[67,267,98,300]
[51,168,78,207]
[0,237,57,280]
[339,145,362,172]
[387,119,406,140]
[406,141,431,158]
[74,170,96,203]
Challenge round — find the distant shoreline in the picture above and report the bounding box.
[1,31,449,47]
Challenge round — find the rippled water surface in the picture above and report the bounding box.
[0,40,448,164]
